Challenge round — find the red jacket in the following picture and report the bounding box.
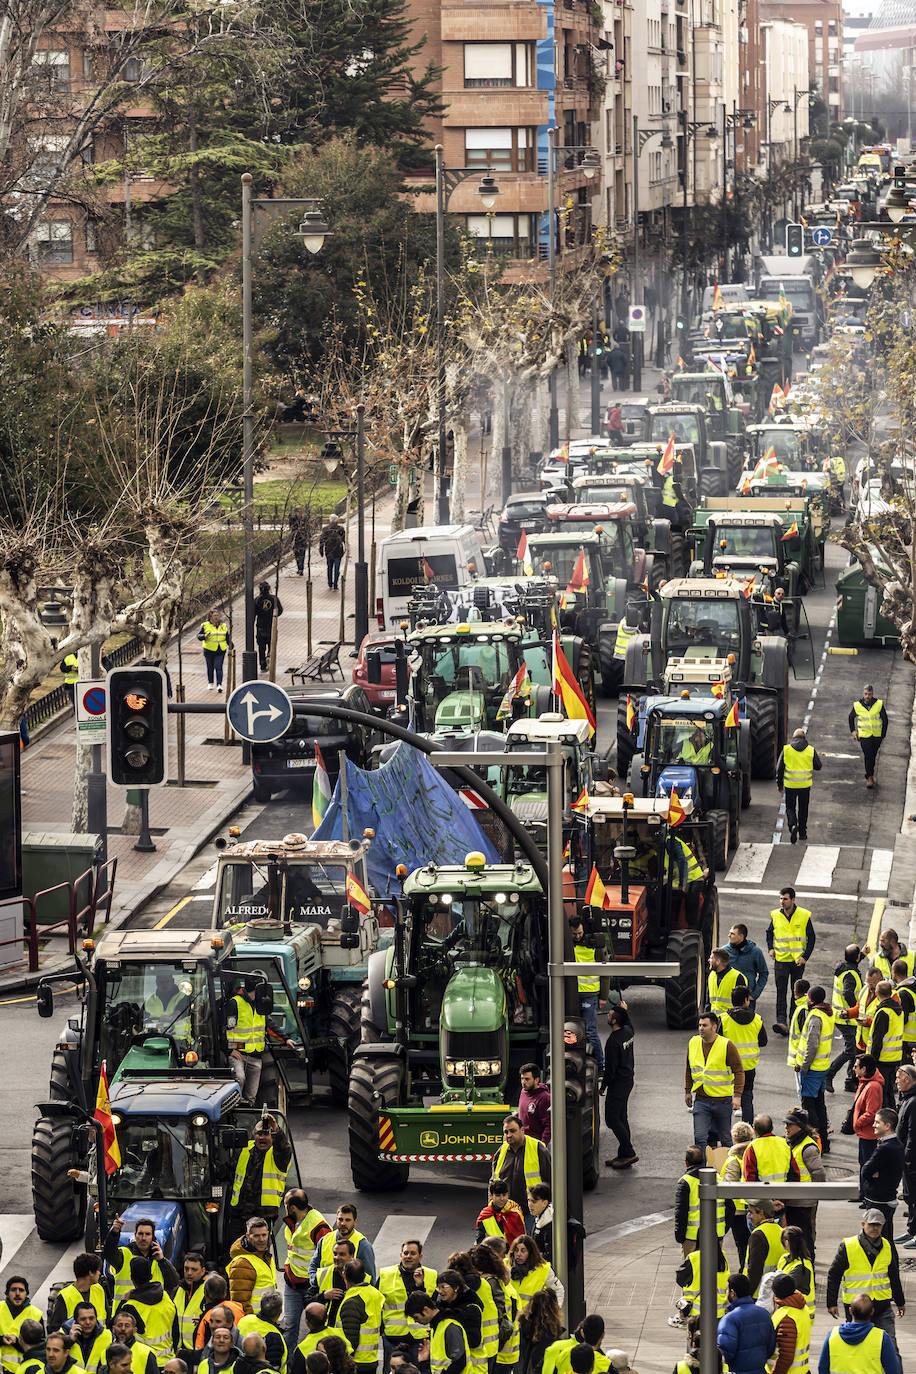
[853,1071,885,1141]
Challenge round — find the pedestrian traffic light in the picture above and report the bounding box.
[106,666,168,787]
[562,1019,589,1107]
[785,223,804,257]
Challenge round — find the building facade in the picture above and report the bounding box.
[760,0,844,123]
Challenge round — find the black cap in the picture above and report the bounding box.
[784,1108,810,1130]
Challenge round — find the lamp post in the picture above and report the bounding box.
[545,129,599,447]
[241,176,329,698]
[792,87,814,221]
[677,111,718,325]
[721,106,755,278]
[633,117,673,389]
[435,147,499,524]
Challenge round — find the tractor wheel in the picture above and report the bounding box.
[729,805,740,851]
[616,696,636,779]
[359,983,384,1044]
[668,530,687,579]
[700,888,720,960]
[649,555,666,593]
[327,986,362,1107]
[49,1049,70,1102]
[575,642,597,717]
[708,809,730,871]
[582,1056,600,1191]
[31,1115,85,1242]
[348,1056,410,1191]
[252,779,272,804]
[698,468,728,500]
[741,765,752,810]
[597,632,619,698]
[747,694,779,780]
[665,930,705,1031]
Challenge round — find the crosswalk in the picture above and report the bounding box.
[723,842,895,895]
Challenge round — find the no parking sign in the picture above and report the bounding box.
[628,304,647,333]
[75,678,107,733]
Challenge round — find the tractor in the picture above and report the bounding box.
[525,531,628,695]
[501,713,608,853]
[569,470,688,578]
[669,371,747,480]
[644,403,734,497]
[541,500,663,589]
[688,510,810,600]
[348,851,602,1190]
[404,620,554,734]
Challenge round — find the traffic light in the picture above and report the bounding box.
[894,164,907,190]
[106,666,168,787]
[785,222,804,257]
[562,1019,589,1106]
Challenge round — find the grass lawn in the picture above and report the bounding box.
[215,477,348,516]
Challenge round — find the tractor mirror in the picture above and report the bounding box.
[366,650,382,685]
[340,906,359,948]
[37,984,54,1018]
[253,982,274,1015]
[220,1127,250,1150]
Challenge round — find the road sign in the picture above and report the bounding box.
[388,462,398,486]
[628,304,647,333]
[226,680,293,743]
[811,226,833,247]
[75,679,107,734]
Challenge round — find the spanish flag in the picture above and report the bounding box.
[552,630,596,735]
[571,783,590,813]
[422,555,436,581]
[711,680,725,698]
[781,519,799,542]
[725,700,740,729]
[677,355,686,370]
[584,864,611,910]
[657,432,676,475]
[626,695,636,731]
[743,575,756,599]
[517,530,533,575]
[556,441,570,464]
[95,1061,121,1176]
[566,548,589,594]
[748,341,756,367]
[346,872,371,914]
[666,788,687,828]
[712,282,724,311]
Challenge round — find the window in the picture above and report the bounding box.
[85,219,99,252]
[124,56,142,81]
[466,213,532,255]
[31,134,69,184]
[464,127,533,172]
[33,49,70,93]
[79,140,94,165]
[36,220,73,264]
[83,51,95,82]
[464,42,532,88]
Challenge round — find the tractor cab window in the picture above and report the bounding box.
[504,741,577,798]
[421,896,516,966]
[99,961,216,1072]
[649,716,715,765]
[216,859,280,924]
[112,1116,211,1200]
[755,430,799,464]
[285,862,348,925]
[665,597,741,657]
[426,638,512,694]
[714,525,778,559]
[649,414,700,446]
[529,544,596,589]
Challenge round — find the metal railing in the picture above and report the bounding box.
[0,857,117,972]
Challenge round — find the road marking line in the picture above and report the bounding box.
[867,850,894,893]
[718,888,862,902]
[192,863,218,891]
[0,1215,37,1269]
[154,895,194,929]
[867,897,885,952]
[725,843,772,884]
[371,1215,436,1269]
[794,845,840,888]
[585,1209,675,1251]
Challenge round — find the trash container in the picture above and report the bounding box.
[22,831,103,925]
[0,899,23,969]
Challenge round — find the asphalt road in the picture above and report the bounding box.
[1,523,911,1285]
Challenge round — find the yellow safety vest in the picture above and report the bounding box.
[661,474,677,510]
[787,997,807,1067]
[825,1324,885,1373]
[317,1230,368,1271]
[852,700,883,739]
[198,1356,239,1374]
[122,1295,177,1366]
[494,1279,519,1367]
[771,1302,811,1374]
[493,1136,546,1192]
[430,1317,469,1374]
[795,1006,834,1072]
[574,945,600,994]
[776,1254,815,1319]
[174,1283,207,1351]
[721,1010,763,1068]
[681,739,713,766]
[202,621,228,652]
[58,1284,110,1322]
[238,1316,287,1374]
[377,1266,438,1338]
[109,1254,170,1306]
[865,1003,904,1063]
[285,1208,330,1278]
[514,1263,551,1313]
[470,1276,500,1362]
[829,454,846,484]
[0,1306,44,1374]
[126,1342,156,1374]
[226,996,266,1054]
[770,908,811,963]
[782,743,814,789]
[62,654,79,685]
[613,622,638,658]
[229,1143,286,1210]
[897,983,916,1045]
[687,1034,734,1098]
[682,1250,729,1319]
[296,1328,353,1359]
[664,838,704,885]
[72,1331,112,1374]
[744,1222,785,1295]
[874,948,916,980]
[719,1152,747,1214]
[747,1135,791,1184]
[840,1236,893,1305]
[832,966,862,1016]
[790,1135,818,1182]
[228,1251,277,1310]
[680,1170,725,1240]
[145,991,191,1039]
[708,968,747,1018]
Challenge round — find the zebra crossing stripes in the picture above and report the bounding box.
[794,845,841,889]
[724,842,895,894]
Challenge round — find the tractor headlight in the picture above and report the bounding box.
[445,1060,467,1076]
[475,1059,502,1076]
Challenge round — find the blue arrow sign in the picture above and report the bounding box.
[226,681,293,743]
[811,227,833,247]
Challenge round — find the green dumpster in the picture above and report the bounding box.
[22,831,103,925]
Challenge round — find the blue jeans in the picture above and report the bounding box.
[740,1067,756,1124]
[203,647,225,686]
[693,1095,733,1147]
[283,1275,307,1347]
[327,556,342,588]
[580,996,604,1070]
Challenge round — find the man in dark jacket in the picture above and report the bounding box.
[252,583,283,673]
[114,1257,177,1364]
[674,1147,704,1256]
[727,924,768,1002]
[235,1333,278,1374]
[861,1108,905,1235]
[601,1005,637,1168]
[717,1274,776,1374]
[796,986,832,1152]
[827,945,866,1093]
[826,1212,905,1350]
[818,1295,901,1374]
[404,1293,466,1374]
[318,516,345,591]
[869,981,904,1106]
[897,1064,916,1248]
[432,1273,481,1356]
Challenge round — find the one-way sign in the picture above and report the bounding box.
[226,680,293,742]
[811,226,833,247]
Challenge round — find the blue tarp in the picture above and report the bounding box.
[311,744,500,895]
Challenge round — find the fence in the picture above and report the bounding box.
[0,857,118,973]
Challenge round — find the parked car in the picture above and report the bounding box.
[352,632,410,712]
[250,684,380,803]
[497,490,558,554]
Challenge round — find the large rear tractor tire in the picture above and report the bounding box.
[747,694,779,780]
[665,930,705,1030]
[49,1049,71,1102]
[359,983,384,1044]
[597,632,620,699]
[708,809,730,871]
[348,1056,410,1191]
[327,986,362,1107]
[698,468,728,500]
[582,1057,600,1191]
[32,1115,86,1242]
[668,530,688,579]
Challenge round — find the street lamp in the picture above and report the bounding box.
[792,87,815,221]
[722,106,756,278]
[846,237,881,289]
[633,118,673,389]
[677,111,718,321]
[295,209,330,254]
[435,146,500,523]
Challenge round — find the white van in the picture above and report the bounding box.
[376,524,486,627]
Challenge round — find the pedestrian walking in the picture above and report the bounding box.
[492,1116,550,1210]
[252,583,283,674]
[825,1213,905,1354]
[569,917,606,1071]
[895,1064,916,1250]
[720,984,767,1122]
[707,947,747,1017]
[684,1010,744,1147]
[849,683,887,788]
[818,1295,901,1374]
[776,727,821,844]
[319,515,345,591]
[719,1122,754,1267]
[783,1109,825,1260]
[199,609,229,692]
[861,1108,905,1237]
[518,1065,551,1144]
[786,980,810,1092]
[890,960,916,1059]
[727,924,769,1003]
[290,512,309,577]
[775,1227,815,1320]
[827,945,866,1092]
[874,928,915,980]
[716,1274,776,1374]
[793,985,834,1153]
[743,1201,785,1299]
[608,345,628,391]
[282,1191,332,1348]
[606,404,623,439]
[853,1053,887,1174]
[766,888,815,1034]
[866,981,904,1106]
[767,1273,811,1374]
[601,1004,637,1168]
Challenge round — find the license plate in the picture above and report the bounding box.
[521,520,538,530]
[379,690,394,700]
[287,759,311,768]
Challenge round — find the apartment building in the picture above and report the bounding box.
[761,19,811,168]
[761,0,844,123]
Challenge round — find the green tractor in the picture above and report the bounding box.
[644,403,733,498]
[525,531,628,695]
[669,371,747,481]
[405,620,553,734]
[348,852,601,1190]
[542,499,666,589]
[688,508,814,602]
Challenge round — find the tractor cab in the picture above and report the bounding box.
[407,621,533,734]
[542,500,649,586]
[501,713,598,849]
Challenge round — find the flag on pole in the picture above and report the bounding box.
[626,695,636,731]
[725,700,740,729]
[657,432,676,475]
[768,383,784,415]
[496,661,531,719]
[570,783,590,813]
[311,743,332,831]
[677,355,686,370]
[552,630,596,734]
[781,519,799,542]
[743,575,756,599]
[666,789,687,828]
[346,872,371,914]
[422,555,436,581]
[95,1061,122,1176]
[556,441,570,464]
[747,341,756,367]
[566,548,589,594]
[584,864,612,910]
[712,282,724,310]
[562,839,570,862]
[711,680,725,698]
[517,530,533,576]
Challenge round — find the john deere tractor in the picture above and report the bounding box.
[348,852,601,1191]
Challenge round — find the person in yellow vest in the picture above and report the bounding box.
[720,982,765,1123]
[238,1293,287,1373]
[282,1191,332,1348]
[777,1226,815,1321]
[825,1214,905,1358]
[226,989,282,1111]
[786,980,810,1086]
[768,1272,811,1374]
[60,653,79,705]
[507,1239,564,1316]
[670,1244,730,1326]
[377,1239,437,1370]
[194,1326,240,1374]
[289,1304,353,1374]
[51,1254,111,1330]
[674,1146,726,1259]
[794,985,835,1158]
[827,944,867,1094]
[776,727,821,846]
[491,1115,551,1210]
[0,1278,43,1374]
[13,1321,45,1374]
[874,929,915,982]
[469,1246,516,1374]
[108,1311,158,1374]
[308,1205,376,1284]
[866,982,904,1108]
[706,947,748,1019]
[783,1109,826,1262]
[44,1333,86,1374]
[335,1262,383,1374]
[848,684,887,789]
[229,1218,279,1317]
[229,1116,292,1231]
[741,1113,793,1195]
[613,605,642,660]
[819,1294,902,1374]
[69,1304,113,1374]
[104,1219,180,1309]
[173,1253,207,1356]
[568,918,607,1072]
[114,1259,178,1369]
[743,1200,785,1299]
[684,1010,744,1148]
[402,1292,468,1374]
[891,960,916,1059]
[475,1179,525,1247]
[766,886,816,1033]
[199,609,229,692]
